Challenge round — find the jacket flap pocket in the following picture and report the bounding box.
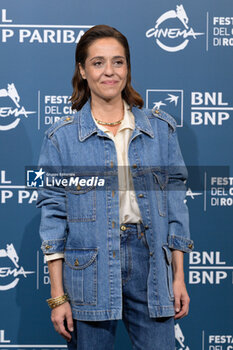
[153,172,168,190]
[162,245,172,265]
[64,248,98,269]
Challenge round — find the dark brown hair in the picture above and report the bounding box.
[69,24,144,111]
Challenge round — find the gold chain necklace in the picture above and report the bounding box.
[92,101,124,126]
[94,117,123,126]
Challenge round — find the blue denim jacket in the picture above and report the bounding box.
[36,100,194,321]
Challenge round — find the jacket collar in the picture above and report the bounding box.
[78,99,154,142]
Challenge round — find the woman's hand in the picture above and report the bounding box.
[46,259,74,341]
[173,279,190,319]
[51,301,74,341]
[171,250,190,319]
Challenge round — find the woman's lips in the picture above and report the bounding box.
[101,80,119,85]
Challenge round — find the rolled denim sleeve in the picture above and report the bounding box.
[36,133,68,255]
[167,127,194,253]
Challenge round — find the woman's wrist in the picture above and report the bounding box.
[173,272,185,282]
[172,250,185,282]
[51,288,65,298]
[47,259,64,298]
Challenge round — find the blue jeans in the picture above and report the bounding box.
[67,223,175,350]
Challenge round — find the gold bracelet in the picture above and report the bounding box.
[46,293,69,309]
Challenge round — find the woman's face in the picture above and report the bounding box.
[79,37,128,103]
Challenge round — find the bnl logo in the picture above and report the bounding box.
[27,168,45,187]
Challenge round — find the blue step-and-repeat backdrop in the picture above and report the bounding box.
[0,0,232,349]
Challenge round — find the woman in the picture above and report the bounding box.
[36,25,194,350]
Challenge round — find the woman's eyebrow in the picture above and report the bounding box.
[112,56,125,59]
[89,55,125,61]
[89,56,104,61]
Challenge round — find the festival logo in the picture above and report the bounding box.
[212,16,233,48]
[0,243,34,290]
[43,95,75,126]
[210,176,233,207]
[208,334,233,349]
[175,324,190,349]
[0,83,36,131]
[146,5,204,52]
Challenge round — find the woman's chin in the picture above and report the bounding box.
[93,92,123,103]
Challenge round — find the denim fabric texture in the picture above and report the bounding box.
[66,223,175,350]
[36,99,194,320]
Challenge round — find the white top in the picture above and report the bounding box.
[45,100,142,262]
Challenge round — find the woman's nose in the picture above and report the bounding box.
[104,61,114,75]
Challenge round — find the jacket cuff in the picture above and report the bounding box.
[41,238,66,254]
[168,234,194,253]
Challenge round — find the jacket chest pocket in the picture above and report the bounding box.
[153,171,168,217]
[63,248,98,305]
[65,185,96,222]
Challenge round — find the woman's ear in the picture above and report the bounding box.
[78,63,86,80]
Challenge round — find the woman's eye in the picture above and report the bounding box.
[93,61,103,67]
[114,60,124,66]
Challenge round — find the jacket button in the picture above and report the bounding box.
[138,193,144,198]
[110,161,114,168]
[77,184,81,190]
[45,245,52,250]
[149,251,153,256]
[74,258,79,266]
[188,243,193,249]
[120,225,127,231]
[112,190,115,198]
[132,164,137,169]
[154,109,160,114]
[65,117,71,121]
[112,221,115,228]
[144,225,149,229]
[113,251,116,258]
